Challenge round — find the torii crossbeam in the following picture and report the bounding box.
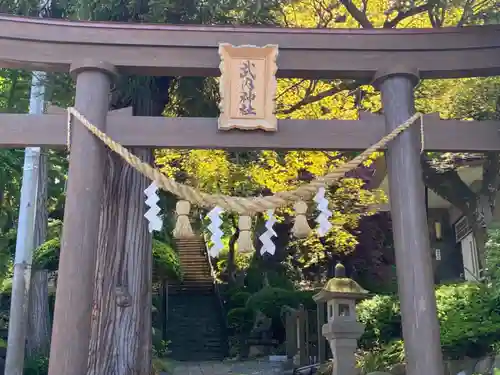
[1,112,499,151]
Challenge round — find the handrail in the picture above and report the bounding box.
[200,218,229,357]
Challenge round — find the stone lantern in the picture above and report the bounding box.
[313,263,368,375]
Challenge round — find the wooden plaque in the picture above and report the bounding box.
[218,43,278,132]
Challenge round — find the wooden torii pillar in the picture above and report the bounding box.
[375,69,444,375]
[47,60,117,375]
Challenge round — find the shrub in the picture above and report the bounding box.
[227,307,254,334]
[357,282,500,359]
[33,238,182,281]
[357,294,401,348]
[486,228,500,292]
[294,290,317,310]
[245,265,295,293]
[228,291,251,309]
[437,282,500,358]
[151,240,182,281]
[33,238,60,271]
[357,340,405,374]
[246,287,300,320]
[23,355,49,375]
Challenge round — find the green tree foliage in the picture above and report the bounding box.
[358,282,500,359]
[33,237,182,281]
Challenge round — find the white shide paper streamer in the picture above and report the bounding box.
[144,182,163,233]
[314,187,332,237]
[207,206,224,257]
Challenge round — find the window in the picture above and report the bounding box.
[338,303,350,317]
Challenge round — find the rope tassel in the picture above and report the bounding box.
[173,200,194,239]
[292,200,311,238]
[237,215,255,253]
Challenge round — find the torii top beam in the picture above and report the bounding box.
[1,14,500,79]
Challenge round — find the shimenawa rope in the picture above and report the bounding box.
[66,107,423,215]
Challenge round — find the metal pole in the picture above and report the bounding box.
[4,71,46,375]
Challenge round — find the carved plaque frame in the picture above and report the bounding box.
[218,43,278,132]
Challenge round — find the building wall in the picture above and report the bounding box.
[428,208,464,283]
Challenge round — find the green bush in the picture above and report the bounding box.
[228,291,251,309]
[437,282,500,358]
[486,228,500,291]
[357,282,500,359]
[33,238,182,281]
[23,355,49,375]
[245,266,295,293]
[294,289,318,310]
[357,340,405,374]
[246,287,300,320]
[33,238,60,271]
[227,307,254,334]
[151,240,182,281]
[357,294,401,348]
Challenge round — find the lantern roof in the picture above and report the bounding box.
[313,263,369,302]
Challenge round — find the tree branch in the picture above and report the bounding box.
[277,81,360,115]
[421,156,477,214]
[480,152,500,213]
[457,0,475,26]
[339,0,374,28]
[383,3,431,28]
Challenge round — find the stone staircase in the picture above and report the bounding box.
[166,238,228,361]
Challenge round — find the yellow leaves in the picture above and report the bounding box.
[248,150,342,193]
[416,76,500,120]
[156,149,231,193]
[276,79,360,120]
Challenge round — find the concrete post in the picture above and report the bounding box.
[323,320,364,375]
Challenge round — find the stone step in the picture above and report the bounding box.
[178,255,207,260]
[180,269,210,273]
[177,276,211,280]
[178,275,211,279]
[176,238,205,243]
[178,256,206,260]
[180,276,212,280]
[177,246,205,251]
[171,284,213,289]
[180,277,212,281]
[179,266,209,271]
[179,260,210,265]
[169,287,213,293]
[166,291,227,361]
[172,285,213,289]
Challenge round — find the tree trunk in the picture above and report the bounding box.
[27,149,51,357]
[87,150,153,375]
[88,78,169,375]
[33,150,48,250]
[27,270,51,357]
[227,217,239,285]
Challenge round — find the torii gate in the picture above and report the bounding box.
[1,14,500,375]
